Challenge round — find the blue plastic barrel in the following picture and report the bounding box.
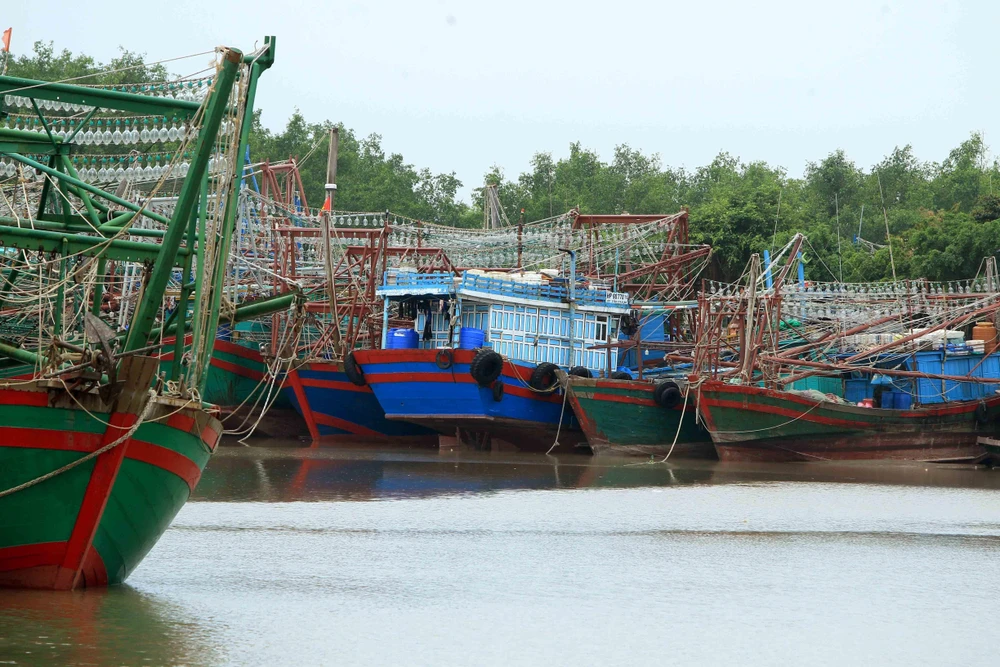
[893,392,913,410]
[459,327,485,350]
[386,328,419,349]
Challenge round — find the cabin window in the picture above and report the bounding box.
[595,316,608,342]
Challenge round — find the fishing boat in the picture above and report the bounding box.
[691,234,1000,463]
[0,37,288,589]
[352,267,632,451]
[699,380,1000,462]
[566,375,714,458]
[284,359,437,443]
[231,196,709,445]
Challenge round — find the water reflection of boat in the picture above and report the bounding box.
[0,586,217,666]
[194,447,726,502]
[194,447,1000,503]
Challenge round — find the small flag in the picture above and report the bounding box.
[1,28,11,52]
[321,194,332,212]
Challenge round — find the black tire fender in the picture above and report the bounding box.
[976,402,989,425]
[344,351,366,387]
[568,366,592,379]
[609,371,632,380]
[529,362,560,393]
[470,348,504,386]
[435,348,454,370]
[654,381,681,409]
[492,381,505,402]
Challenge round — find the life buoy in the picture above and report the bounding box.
[492,381,505,402]
[344,351,366,387]
[529,362,559,393]
[568,366,592,379]
[435,348,454,370]
[469,348,503,386]
[654,381,681,409]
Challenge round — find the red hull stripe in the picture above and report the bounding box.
[701,381,996,418]
[702,397,864,429]
[0,541,65,572]
[312,412,383,438]
[0,427,102,452]
[128,439,202,492]
[200,425,220,452]
[287,370,320,441]
[212,339,265,362]
[166,413,196,434]
[158,334,194,361]
[587,391,656,407]
[56,412,137,589]
[211,357,265,382]
[0,389,49,407]
[358,350,535,381]
[0,417,218,454]
[300,377,371,393]
[79,545,108,588]
[357,350,476,365]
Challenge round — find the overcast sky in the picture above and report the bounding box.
[6,1,999,199]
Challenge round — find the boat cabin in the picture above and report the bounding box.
[377,269,632,376]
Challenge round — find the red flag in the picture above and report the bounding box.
[321,193,332,212]
[1,28,11,53]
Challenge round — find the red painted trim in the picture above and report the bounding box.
[502,382,564,403]
[0,541,65,572]
[163,411,220,451]
[357,348,536,381]
[567,392,599,436]
[312,412,383,438]
[127,440,202,492]
[287,369,320,441]
[0,427,102,452]
[299,377,371,393]
[166,413,196,433]
[700,380,999,418]
[0,389,49,407]
[213,339,266,362]
[211,357,265,382]
[355,349,475,365]
[588,391,657,407]
[200,425,220,452]
[158,334,194,361]
[702,397,864,429]
[55,412,137,590]
[78,545,108,588]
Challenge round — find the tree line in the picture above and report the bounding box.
[9,41,1000,283]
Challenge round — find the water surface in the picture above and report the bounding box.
[3,446,999,666]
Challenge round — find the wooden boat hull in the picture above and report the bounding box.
[698,380,1000,463]
[0,385,220,590]
[353,349,587,452]
[284,360,438,445]
[566,378,715,458]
